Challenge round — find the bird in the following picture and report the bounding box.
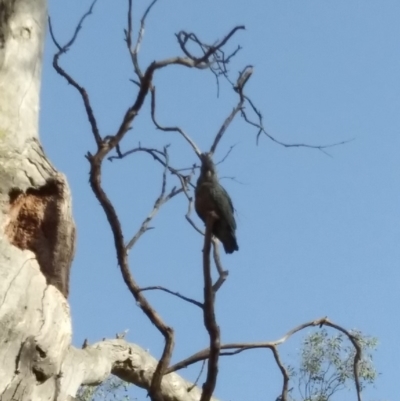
[195,152,239,254]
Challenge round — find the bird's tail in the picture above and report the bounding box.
[222,233,239,254]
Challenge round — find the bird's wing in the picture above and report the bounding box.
[210,183,237,231]
[219,184,235,214]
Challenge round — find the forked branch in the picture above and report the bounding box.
[207,66,253,155]
[125,147,183,251]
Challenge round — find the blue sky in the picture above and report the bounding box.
[42,1,400,400]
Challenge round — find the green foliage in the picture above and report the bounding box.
[76,376,135,401]
[288,329,378,401]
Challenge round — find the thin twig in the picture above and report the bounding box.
[151,87,202,156]
[242,94,354,153]
[182,176,204,236]
[176,26,245,65]
[187,360,207,393]
[108,144,190,183]
[125,147,182,251]
[50,0,97,51]
[211,241,228,292]
[139,286,203,309]
[126,0,160,79]
[209,66,252,155]
[134,0,158,61]
[215,144,237,166]
[48,2,102,147]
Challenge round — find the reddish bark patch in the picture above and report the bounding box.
[5,181,72,297]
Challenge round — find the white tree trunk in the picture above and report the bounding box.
[0,2,218,400]
[0,0,75,398]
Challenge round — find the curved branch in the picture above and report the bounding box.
[49,4,102,147]
[176,26,245,64]
[322,321,362,401]
[271,346,290,401]
[151,87,202,156]
[87,153,174,401]
[242,94,354,154]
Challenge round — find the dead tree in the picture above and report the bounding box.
[0,1,361,401]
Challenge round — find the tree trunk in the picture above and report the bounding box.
[0,2,218,400]
[0,0,75,398]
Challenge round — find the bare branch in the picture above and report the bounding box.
[131,159,199,247]
[209,102,243,155]
[242,94,354,153]
[135,0,159,64]
[109,144,191,185]
[126,0,133,51]
[215,144,237,166]
[181,175,204,236]
[50,0,97,52]
[125,147,182,251]
[175,26,245,97]
[211,241,228,292]
[199,213,220,401]
[125,0,160,79]
[86,142,176,401]
[100,55,224,158]
[209,66,253,155]
[176,26,245,65]
[234,65,253,94]
[322,321,362,401]
[53,27,243,164]
[151,87,202,156]
[167,317,363,401]
[271,346,290,401]
[187,360,207,393]
[139,286,203,309]
[48,2,102,147]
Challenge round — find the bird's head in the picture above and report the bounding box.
[200,152,217,179]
